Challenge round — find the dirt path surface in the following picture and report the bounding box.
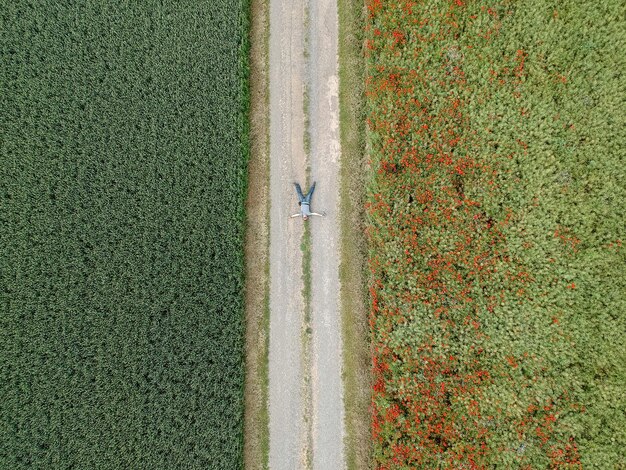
[268,0,306,468]
[268,0,344,468]
[307,0,345,468]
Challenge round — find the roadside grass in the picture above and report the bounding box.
[300,220,314,469]
[303,0,312,160]
[337,1,372,469]
[301,226,313,325]
[243,0,271,468]
[301,5,314,465]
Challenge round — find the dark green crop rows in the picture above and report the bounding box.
[1,1,249,468]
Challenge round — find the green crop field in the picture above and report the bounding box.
[365,0,625,467]
[1,1,249,468]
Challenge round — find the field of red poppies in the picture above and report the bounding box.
[365,0,625,468]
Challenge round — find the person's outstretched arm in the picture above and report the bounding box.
[309,211,326,217]
[289,213,302,218]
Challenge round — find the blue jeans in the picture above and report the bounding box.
[294,182,315,204]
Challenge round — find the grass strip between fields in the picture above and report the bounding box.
[243,0,271,468]
[300,220,314,470]
[337,1,373,469]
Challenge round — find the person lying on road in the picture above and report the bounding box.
[290,182,326,221]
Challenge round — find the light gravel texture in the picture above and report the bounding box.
[307,0,345,469]
[268,0,344,468]
[268,0,306,469]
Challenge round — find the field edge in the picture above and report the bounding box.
[337,0,372,469]
[243,0,271,467]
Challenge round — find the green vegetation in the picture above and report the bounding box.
[243,0,271,468]
[1,1,250,468]
[337,0,372,469]
[365,0,625,467]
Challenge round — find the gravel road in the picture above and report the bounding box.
[307,0,345,468]
[268,0,306,468]
[268,0,344,468]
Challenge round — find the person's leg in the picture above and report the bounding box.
[304,181,316,203]
[294,183,305,202]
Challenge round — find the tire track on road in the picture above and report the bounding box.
[268,0,307,468]
[307,0,344,468]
